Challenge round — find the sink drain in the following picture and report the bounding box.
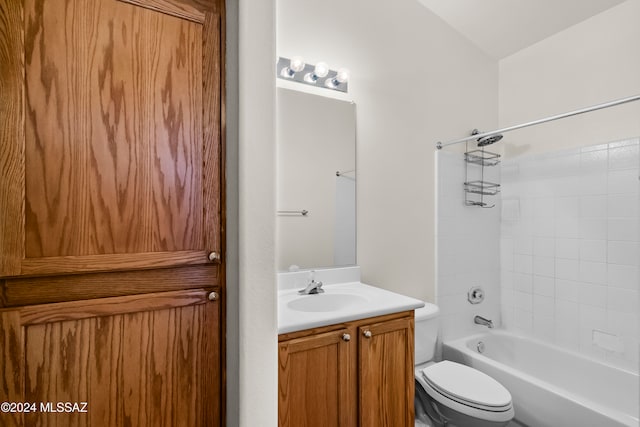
[477,341,485,354]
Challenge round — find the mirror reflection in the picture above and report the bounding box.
[276,88,356,271]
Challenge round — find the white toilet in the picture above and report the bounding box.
[414,304,514,427]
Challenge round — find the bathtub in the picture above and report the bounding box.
[444,330,639,427]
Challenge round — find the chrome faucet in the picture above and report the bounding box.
[298,271,324,295]
[474,315,494,329]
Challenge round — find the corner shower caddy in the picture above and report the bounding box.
[464,147,500,208]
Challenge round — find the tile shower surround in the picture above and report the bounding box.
[437,138,639,372]
[500,138,639,371]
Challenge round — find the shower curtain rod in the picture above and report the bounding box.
[436,94,640,150]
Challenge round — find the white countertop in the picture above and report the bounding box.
[278,281,425,334]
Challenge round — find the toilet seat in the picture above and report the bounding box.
[415,361,514,423]
[422,361,512,411]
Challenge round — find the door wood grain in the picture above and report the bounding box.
[0,0,224,278]
[0,288,221,427]
[0,0,25,277]
[278,328,355,427]
[24,0,204,258]
[359,317,415,427]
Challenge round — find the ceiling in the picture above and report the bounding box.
[418,0,626,59]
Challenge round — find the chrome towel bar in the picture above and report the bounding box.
[277,210,309,216]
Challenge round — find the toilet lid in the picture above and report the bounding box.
[420,361,512,410]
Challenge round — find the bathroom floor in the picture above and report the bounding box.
[414,417,527,426]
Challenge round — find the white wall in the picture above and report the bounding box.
[499,0,640,158]
[238,0,277,425]
[225,0,240,424]
[277,0,498,302]
[436,150,502,340]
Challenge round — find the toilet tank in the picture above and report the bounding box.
[414,303,439,365]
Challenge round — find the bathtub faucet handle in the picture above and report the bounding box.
[474,315,494,329]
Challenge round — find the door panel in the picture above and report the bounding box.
[359,317,414,427]
[278,329,355,427]
[0,0,223,278]
[0,288,220,427]
[24,0,203,257]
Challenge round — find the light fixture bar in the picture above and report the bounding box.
[276,57,349,93]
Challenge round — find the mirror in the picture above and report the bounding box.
[276,88,356,271]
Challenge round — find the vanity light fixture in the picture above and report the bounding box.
[276,56,349,93]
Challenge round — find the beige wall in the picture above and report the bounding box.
[277,0,498,302]
[499,0,640,157]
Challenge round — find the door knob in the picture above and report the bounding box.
[342,333,351,342]
[208,291,219,301]
[208,251,221,262]
[363,330,372,338]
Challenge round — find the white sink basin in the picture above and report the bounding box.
[287,293,368,312]
[278,282,425,334]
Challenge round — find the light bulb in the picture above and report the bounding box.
[314,62,329,78]
[289,56,305,73]
[280,56,306,78]
[335,68,350,83]
[304,61,330,83]
[325,67,350,89]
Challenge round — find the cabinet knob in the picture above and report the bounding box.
[363,330,372,338]
[208,291,219,301]
[342,333,351,342]
[208,251,221,262]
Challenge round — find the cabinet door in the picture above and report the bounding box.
[0,288,220,427]
[359,317,414,427]
[0,0,224,278]
[278,328,356,427]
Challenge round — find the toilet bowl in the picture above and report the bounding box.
[414,305,514,427]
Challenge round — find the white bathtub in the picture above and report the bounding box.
[444,330,639,427]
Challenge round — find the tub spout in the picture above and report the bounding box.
[474,315,494,329]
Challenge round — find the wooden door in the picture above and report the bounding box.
[0,0,224,278]
[0,288,220,427]
[278,328,356,427]
[358,317,414,427]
